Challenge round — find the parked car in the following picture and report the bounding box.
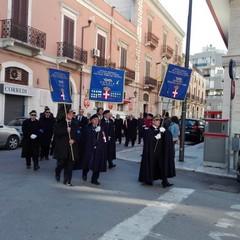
[7,117,27,139]
[183,118,205,142]
[0,124,21,150]
[179,118,205,142]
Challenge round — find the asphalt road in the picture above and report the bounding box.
[0,147,240,240]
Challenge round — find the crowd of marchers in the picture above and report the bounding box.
[20,106,180,188]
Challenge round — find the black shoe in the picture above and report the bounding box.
[64,181,73,187]
[26,165,31,169]
[146,182,153,186]
[109,164,116,169]
[82,175,87,181]
[162,182,173,188]
[124,144,128,147]
[55,174,60,182]
[45,157,49,160]
[34,166,40,171]
[91,180,100,185]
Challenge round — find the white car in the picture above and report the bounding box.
[0,124,21,150]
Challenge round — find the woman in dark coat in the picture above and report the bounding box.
[21,110,41,170]
[53,108,79,186]
[138,114,175,187]
[81,114,107,185]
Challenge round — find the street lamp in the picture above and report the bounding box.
[79,20,92,108]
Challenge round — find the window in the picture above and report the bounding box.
[145,60,151,77]
[63,16,74,58]
[120,47,127,67]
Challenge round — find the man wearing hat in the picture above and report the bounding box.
[81,114,108,185]
[101,110,116,169]
[21,110,41,170]
[138,114,175,187]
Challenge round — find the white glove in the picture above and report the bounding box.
[108,136,111,141]
[30,134,37,139]
[95,126,101,132]
[155,133,161,140]
[160,127,166,133]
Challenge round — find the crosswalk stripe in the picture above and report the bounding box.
[98,187,194,240]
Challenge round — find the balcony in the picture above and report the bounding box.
[120,66,135,85]
[0,19,46,57]
[173,55,182,65]
[57,42,87,70]
[145,32,159,49]
[161,45,173,60]
[144,76,157,89]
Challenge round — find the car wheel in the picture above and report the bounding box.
[6,135,19,150]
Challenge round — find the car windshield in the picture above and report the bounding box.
[185,120,196,126]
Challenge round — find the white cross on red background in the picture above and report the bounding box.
[103,90,110,99]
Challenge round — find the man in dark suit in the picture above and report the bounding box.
[137,112,144,144]
[76,108,88,132]
[101,110,116,169]
[81,114,108,185]
[124,114,138,147]
[21,110,41,170]
[53,108,79,186]
[114,114,123,144]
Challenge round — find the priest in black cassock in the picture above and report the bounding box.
[101,110,116,169]
[138,114,175,187]
[81,114,108,185]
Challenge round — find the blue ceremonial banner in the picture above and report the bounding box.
[159,64,192,101]
[49,68,72,103]
[89,66,125,103]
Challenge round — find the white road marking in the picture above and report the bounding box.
[98,187,194,240]
[231,205,240,210]
[226,211,240,220]
[216,218,236,228]
[148,232,177,240]
[209,232,240,240]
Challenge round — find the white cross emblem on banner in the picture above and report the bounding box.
[172,88,178,98]
[60,89,65,100]
[103,90,110,99]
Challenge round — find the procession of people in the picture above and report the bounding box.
[21,106,178,188]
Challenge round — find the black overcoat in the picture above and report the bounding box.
[138,126,175,183]
[124,118,138,140]
[39,116,55,145]
[101,118,116,161]
[21,119,41,158]
[52,119,79,161]
[114,118,123,139]
[81,124,107,172]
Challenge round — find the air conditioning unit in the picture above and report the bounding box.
[92,48,100,57]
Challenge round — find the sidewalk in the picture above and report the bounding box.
[116,142,237,179]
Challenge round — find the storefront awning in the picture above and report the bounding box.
[123,99,131,104]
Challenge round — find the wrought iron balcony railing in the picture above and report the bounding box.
[0,19,46,49]
[145,32,159,49]
[57,42,87,64]
[144,76,157,88]
[120,66,135,80]
[161,45,174,59]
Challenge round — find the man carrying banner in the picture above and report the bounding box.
[53,108,79,186]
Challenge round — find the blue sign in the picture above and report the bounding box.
[159,64,192,100]
[49,68,72,103]
[89,66,125,103]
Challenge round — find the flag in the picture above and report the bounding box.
[159,64,192,101]
[89,66,124,103]
[49,68,72,103]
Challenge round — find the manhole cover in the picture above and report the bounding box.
[209,184,240,193]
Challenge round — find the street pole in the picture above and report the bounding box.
[79,20,92,108]
[179,0,192,162]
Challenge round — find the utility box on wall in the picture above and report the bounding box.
[203,119,229,168]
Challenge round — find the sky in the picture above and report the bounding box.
[159,0,227,55]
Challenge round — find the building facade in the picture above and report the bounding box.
[190,45,226,118]
[0,0,187,124]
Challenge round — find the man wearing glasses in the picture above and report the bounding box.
[21,110,41,171]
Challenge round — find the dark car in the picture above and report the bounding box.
[183,118,205,142]
[7,117,27,140]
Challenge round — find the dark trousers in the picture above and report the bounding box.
[82,168,100,182]
[55,158,73,183]
[40,143,50,159]
[26,157,39,168]
[125,137,135,147]
[138,130,144,144]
